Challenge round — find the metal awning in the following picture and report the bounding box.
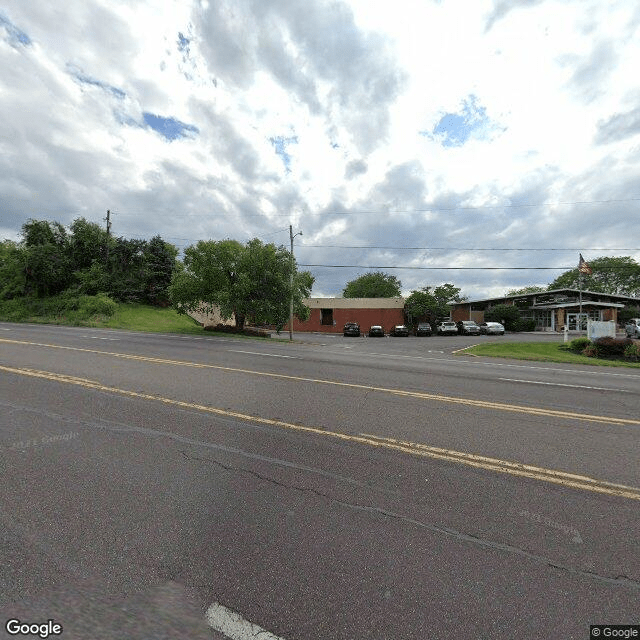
[531,301,625,309]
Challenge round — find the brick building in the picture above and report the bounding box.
[288,297,405,333]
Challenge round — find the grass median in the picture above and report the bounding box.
[458,341,640,368]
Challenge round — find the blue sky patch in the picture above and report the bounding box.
[0,13,31,47]
[427,95,494,147]
[177,32,190,53]
[269,136,298,172]
[143,113,199,141]
[68,65,126,99]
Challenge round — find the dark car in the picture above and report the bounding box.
[343,322,360,337]
[457,320,481,335]
[415,322,432,336]
[390,325,409,337]
[368,325,385,337]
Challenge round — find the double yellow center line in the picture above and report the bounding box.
[2,337,640,500]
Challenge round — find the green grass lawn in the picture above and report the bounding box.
[0,298,281,340]
[459,341,640,368]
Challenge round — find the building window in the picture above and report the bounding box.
[320,308,333,325]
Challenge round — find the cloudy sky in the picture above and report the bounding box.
[2,0,640,299]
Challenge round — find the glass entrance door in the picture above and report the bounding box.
[567,313,587,330]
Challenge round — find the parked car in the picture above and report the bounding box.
[478,322,505,335]
[343,322,360,337]
[625,318,640,338]
[390,325,409,337]
[415,322,432,336]
[368,325,385,337]
[436,321,458,335]
[457,320,481,335]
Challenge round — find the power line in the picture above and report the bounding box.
[299,245,640,251]
[107,196,640,218]
[299,264,573,270]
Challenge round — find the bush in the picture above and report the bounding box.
[594,337,633,357]
[623,343,640,360]
[582,344,599,357]
[567,337,591,352]
[484,304,522,331]
[0,293,117,324]
[77,293,117,317]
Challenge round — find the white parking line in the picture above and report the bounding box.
[206,602,286,640]
[229,350,299,359]
[498,378,632,392]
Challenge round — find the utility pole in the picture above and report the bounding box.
[104,209,112,264]
[289,224,302,341]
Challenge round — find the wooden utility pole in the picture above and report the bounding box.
[104,210,112,264]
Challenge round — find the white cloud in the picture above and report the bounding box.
[1,0,639,300]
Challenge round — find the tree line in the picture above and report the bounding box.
[2,219,639,329]
[0,218,314,330]
[0,218,178,304]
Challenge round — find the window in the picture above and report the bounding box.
[320,308,333,325]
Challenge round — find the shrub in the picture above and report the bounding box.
[77,293,117,317]
[582,344,599,357]
[624,343,640,360]
[567,337,591,352]
[594,337,633,357]
[484,304,521,331]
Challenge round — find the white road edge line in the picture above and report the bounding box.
[229,349,299,359]
[206,602,286,640]
[498,378,631,392]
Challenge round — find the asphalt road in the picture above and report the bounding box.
[1,323,638,639]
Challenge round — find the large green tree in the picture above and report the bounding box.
[168,238,314,329]
[22,219,71,297]
[404,283,464,322]
[0,240,27,300]
[548,256,640,297]
[68,217,109,271]
[342,271,402,298]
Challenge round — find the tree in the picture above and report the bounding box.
[143,236,179,305]
[484,304,521,331]
[0,240,27,300]
[342,271,402,298]
[21,219,71,297]
[168,238,314,330]
[548,256,640,297]
[404,283,464,323]
[68,217,109,271]
[506,285,546,296]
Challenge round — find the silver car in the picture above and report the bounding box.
[478,322,505,335]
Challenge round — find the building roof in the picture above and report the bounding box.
[454,288,640,307]
[303,297,405,309]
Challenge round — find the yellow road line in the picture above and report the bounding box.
[1,363,640,501]
[1,337,638,426]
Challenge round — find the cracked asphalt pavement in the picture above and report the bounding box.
[1,323,639,639]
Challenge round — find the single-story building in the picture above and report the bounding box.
[289,297,406,333]
[450,288,640,331]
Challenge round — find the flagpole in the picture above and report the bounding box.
[579,272,583,330]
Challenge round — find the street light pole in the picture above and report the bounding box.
[289,224,302,341]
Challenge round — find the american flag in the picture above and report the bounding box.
[578,254,592,275]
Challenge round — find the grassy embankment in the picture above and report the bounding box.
[0,295,277,339]
[459,341,640,368]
